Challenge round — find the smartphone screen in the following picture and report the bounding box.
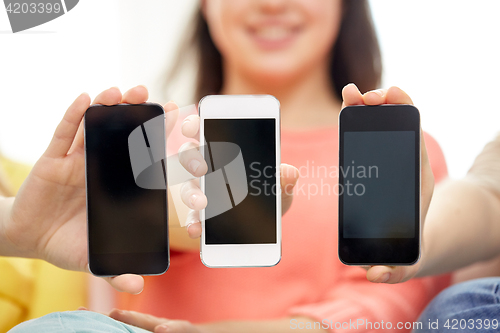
[203,119,277,244]
[343,131,415,238]
[85,104,169,276]
[339,105,420,265]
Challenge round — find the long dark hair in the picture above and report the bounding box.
[166,0,382,102]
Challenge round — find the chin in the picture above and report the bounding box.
[246,61,314,85]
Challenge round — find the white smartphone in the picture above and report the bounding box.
[199,95,281,267]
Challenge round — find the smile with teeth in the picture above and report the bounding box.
[251,26,299,41]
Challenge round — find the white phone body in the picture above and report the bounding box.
[199,95,281,267]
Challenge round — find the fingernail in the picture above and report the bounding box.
[370,89,384,96]
[188,160,201,173]
[182,117,191,125]
[156,324,169,333]
[345,83,360,92]
[189,194,197,207]
[186,220,199,231]
[376,273,390,283]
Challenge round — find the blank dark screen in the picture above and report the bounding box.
[343,131,415,238]
[85,107,166,254]
[204,119,277,244]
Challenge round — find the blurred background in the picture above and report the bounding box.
[0,0,499,178]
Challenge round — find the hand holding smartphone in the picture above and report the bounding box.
[338,103,421,265]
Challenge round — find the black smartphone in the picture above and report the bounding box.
[338,104,420,265]
[84,103,169,276]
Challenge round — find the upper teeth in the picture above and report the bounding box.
[254,27,292,40]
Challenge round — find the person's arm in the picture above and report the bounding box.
[419,177,500,276]
[366,133,500,283]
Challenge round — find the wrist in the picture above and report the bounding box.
[0,197,18,256]
[0,197,39,259]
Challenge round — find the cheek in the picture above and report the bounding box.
[302,0,342,56]
[204,0,248,60]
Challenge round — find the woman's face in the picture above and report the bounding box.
[204,0,343,83]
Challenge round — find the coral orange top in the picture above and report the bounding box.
[117,127,450,332]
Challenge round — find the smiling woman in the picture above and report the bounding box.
[167,0,381,102]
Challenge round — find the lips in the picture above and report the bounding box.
[247,24,302,50]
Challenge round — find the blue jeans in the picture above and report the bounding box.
[9,311,149,333]
[415,277,500,332]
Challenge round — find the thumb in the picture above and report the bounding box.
[366,265,419,284]
[281,164,299,215]
[105,274,145,295]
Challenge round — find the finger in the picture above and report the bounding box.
[178,142,208,177]
[44,92,91,158]
[366,265,415,284]
[186,210,201,239]
[92,87,122,106]
[104,274,144,295]
[110,309,166,331]
[420,129,435,217]
[180,179,207,211]
[281,164,299,215]
[155,321,197,333]
[121,85,149,104]
[181,115,200,142]
[362,86,413,106]
[384,86,414,105]
[68,87,123,154]
[362,89,388,106]
[164,101,180,138]
[341,83,364,108]
[67,116,85,155]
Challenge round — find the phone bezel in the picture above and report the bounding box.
[84,103,169,276]
[199,95,281,268]
[338,104,421,265]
